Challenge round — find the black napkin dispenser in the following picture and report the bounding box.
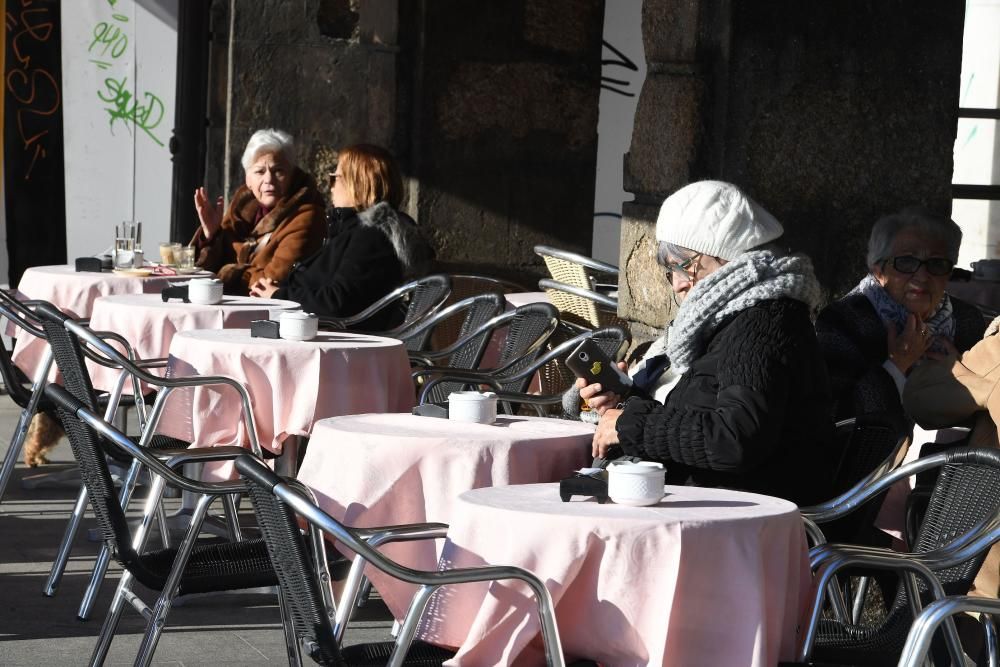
[559,472,609,503]
[75,257,104,273]
[160,284,189,302]
[250,319,280,338]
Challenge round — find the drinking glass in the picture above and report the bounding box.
[179,246,196,269]
[159,242,176,266]
[114,236,134,269]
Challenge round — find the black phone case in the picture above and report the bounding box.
[565,339,631,396]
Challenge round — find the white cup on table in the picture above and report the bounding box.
[448,391,498,424]
[279,311,319,341]
[607,461,665,506]
[187,278,224,305]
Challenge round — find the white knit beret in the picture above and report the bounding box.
[655,180,784,261]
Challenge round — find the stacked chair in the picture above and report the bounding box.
[534,245,624,333]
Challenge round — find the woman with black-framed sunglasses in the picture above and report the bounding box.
[816,207,986,423]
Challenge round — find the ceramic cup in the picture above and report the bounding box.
[187,278,224,305]
[447,390,498,424]
[607,461,665,506]
[279,311,319,341]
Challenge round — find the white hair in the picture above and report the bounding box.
[240,128,296,170]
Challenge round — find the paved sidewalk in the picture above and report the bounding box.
[0,400,396,666]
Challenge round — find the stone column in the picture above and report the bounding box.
[619,0,710,343]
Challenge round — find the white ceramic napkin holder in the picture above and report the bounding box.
[187,278,224,305]
[279,311,319,341]
[448,390,498,424]
[607,461,665,506]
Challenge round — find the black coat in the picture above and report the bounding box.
[274,203,430,331]
[615,298,837,506]
[815,293,985,421]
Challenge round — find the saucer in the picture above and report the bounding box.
[112,268,153,277]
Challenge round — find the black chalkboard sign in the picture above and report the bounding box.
[4,0,66,286]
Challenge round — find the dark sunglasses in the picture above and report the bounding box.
[883,255,955,277]
[327,172,340,189]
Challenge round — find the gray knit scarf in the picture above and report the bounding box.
[666,248,824,373]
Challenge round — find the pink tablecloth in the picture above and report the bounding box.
[504,292,550,309]
[9,264,204,380]
[85,294,299,391]
[160,329,415,471]
[419,483,810,667]
[297,413,594,618]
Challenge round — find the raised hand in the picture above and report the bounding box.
[193,187,224,240]
[887,312,933,374]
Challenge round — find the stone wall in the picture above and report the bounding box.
[203,0,605,284]
[205,0,396,210]
[403,0,604,281]
[619,0,966,341]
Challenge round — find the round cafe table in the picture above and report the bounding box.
[158,329,415,477]
[9,264,209,380]
[417,483,810,667]
[296,413,594,618]
[85,293,299,392]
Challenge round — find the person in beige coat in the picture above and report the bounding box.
[903,316,1000,601]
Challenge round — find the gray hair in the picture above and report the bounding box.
[240,128,296,170]
[656,240,783,267]
[866,207,962,269]
[656,241,696,267]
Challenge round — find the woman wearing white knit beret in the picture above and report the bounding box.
[580,180,837,505]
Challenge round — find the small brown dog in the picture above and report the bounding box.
[23,412,64,467]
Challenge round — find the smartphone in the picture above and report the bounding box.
[565,339,633,397]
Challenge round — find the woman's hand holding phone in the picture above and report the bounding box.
[576,361,628,416]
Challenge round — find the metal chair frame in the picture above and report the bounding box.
[319,274,451,347]
[533,245,619,282]
[235,453,567,667]
[800,414,912,624]
[44,383,296,667]
[402,292,505,363]
[797,448,1000,665]
[537,278,621,333]
[412,303,560,407]
[897,595,999,667]
[34,302,264,620]
[432,326,629,416]
[0,291,60,503]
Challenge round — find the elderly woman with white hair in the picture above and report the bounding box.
[816,207,985,421]
[581,180,836,505]
[191,128,326,294]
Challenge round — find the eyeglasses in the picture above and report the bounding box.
[664,253,703,283]
[882,255,955,277]
[327,172,341,189]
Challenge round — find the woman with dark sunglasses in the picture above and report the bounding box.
[816,207,985,421]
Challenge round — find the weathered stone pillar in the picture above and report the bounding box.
[619,0,966,345]
[619,0,709,343]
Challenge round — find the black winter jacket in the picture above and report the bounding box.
[615,298,837,506]
[815,293,985,421]
[274,202,432,330]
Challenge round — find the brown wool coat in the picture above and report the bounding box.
[191,169,326,295]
